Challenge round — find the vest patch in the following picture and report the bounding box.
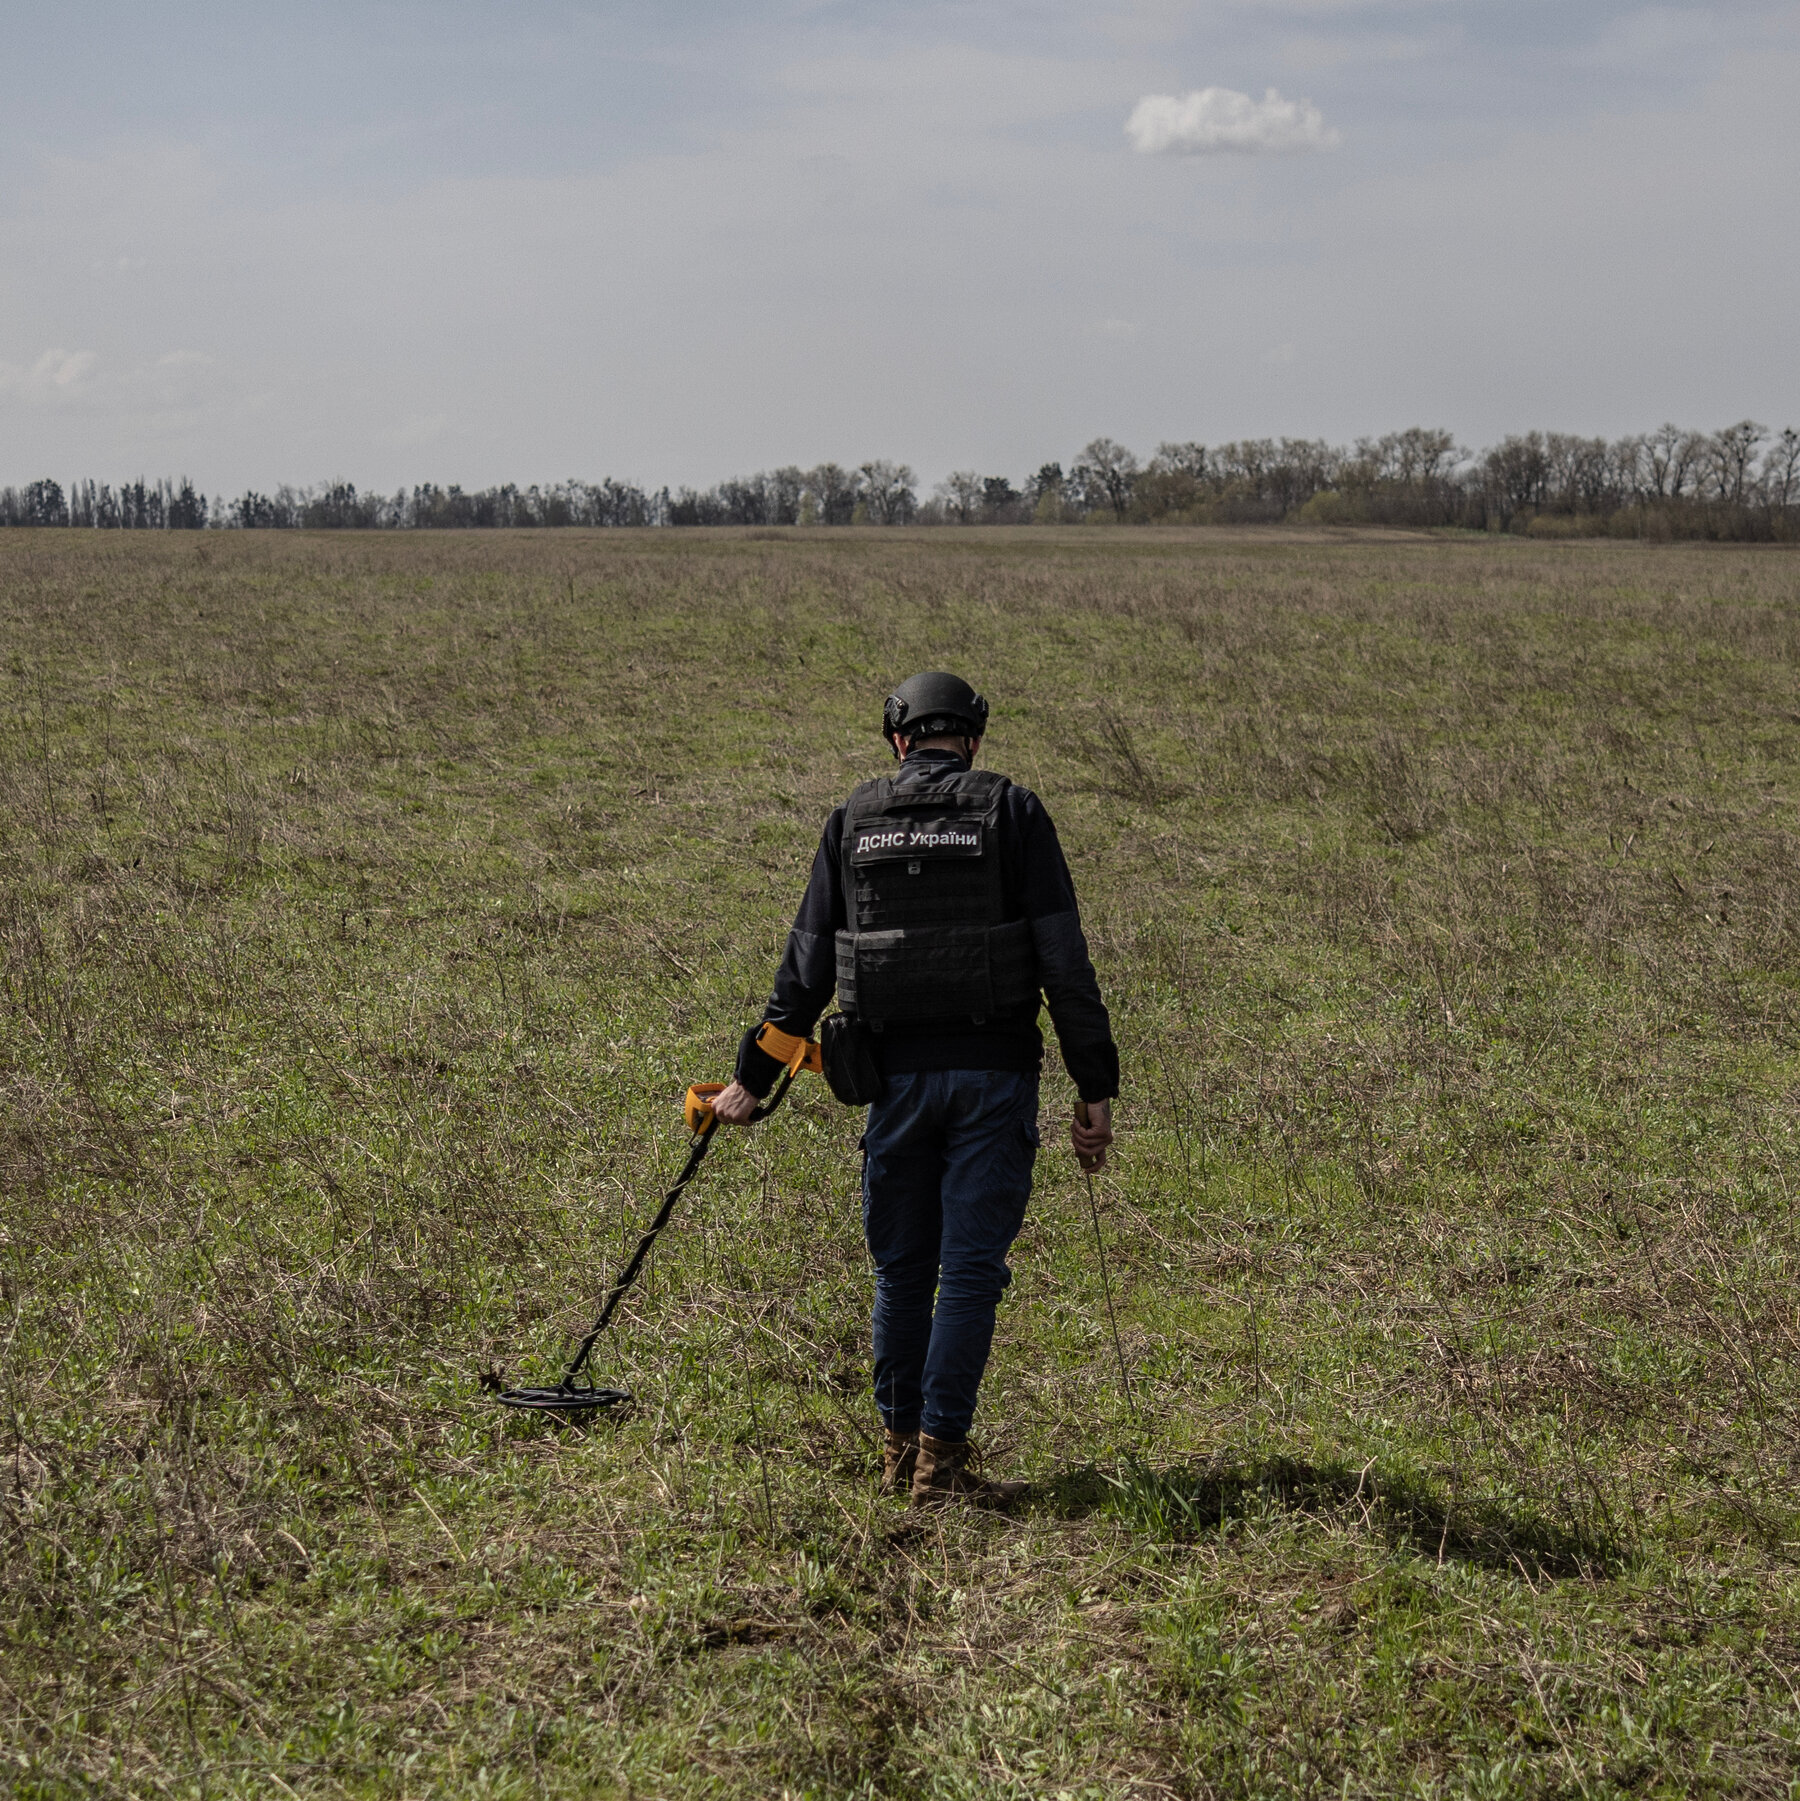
[851,821,983,861]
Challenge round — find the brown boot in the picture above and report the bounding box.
[910,1433,1028,1510]
[880,1428,919,1496]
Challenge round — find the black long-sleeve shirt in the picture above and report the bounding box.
[736,748,1120,1102]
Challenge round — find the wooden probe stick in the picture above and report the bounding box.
[1075,1100,1132,1405]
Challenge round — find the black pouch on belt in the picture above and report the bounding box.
[819,1013,885,1106]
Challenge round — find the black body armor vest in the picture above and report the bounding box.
[834,767,1039,1027]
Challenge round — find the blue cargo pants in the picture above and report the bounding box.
[860,1069,1040,1441]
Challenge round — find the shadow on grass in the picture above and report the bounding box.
[1040,1455,1621,1580]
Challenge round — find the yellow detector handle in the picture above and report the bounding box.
[685,1083,726,1133]
[683,1023,822,1132]
[755,1021,823,1076]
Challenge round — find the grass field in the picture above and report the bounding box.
[6,524,1800,1798]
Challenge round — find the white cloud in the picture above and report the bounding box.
[1125,86,1341,155]
[130,350,216,409]
[0,344,226,431]
[0,347,99,400]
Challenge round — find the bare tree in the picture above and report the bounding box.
[1355,427,1458,487]
[935,471,984,524]
[1543,434,1614,514]
[1708,421,1766,505]
[769,466,805,525]
[1149,442,1207,483]
[718,475,771,525]
[804,463,862,525]
[859,461,918,525]
[1761,428,1800,513]
[1642,423,1705,500]
[1074,438,1139,519]
[1480,433,1550,529]
[1609,435,1647,504]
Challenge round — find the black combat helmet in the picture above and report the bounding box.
[882,671,989,749]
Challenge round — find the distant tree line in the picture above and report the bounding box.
[0,477,210,529]
[5,423,1798,539]
[933,424,1800,539]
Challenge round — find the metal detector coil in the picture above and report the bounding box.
[493,1026,818,1415]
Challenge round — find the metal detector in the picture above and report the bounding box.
[492,1027,822,1415]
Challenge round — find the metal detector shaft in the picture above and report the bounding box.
[494,1061,805,1412]
[559,1115,718,1387]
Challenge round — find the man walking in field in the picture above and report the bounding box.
[709,673,1119,1505]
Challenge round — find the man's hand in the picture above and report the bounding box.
[1072,1099,1113,1173]
[709,1080,760,1126]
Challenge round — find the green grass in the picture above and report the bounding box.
[5,524,1800,1797]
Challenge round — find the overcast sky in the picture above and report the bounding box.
[3,1,1797,494]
